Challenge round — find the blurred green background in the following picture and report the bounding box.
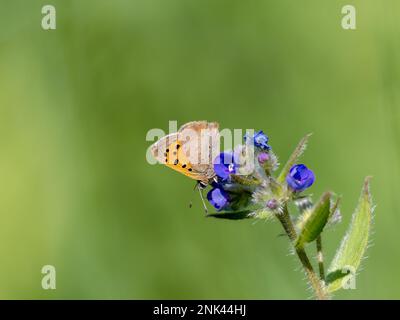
[0,0,399,299]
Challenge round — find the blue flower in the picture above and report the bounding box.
[245,130,271,150]
[207,186,230,211]
[286,164,315,192]
[213,152,237,180]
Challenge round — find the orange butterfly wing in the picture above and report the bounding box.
[151,133,205,181]
[150,121,220,183]
[164,140,205,180]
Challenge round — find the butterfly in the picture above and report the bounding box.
[150,121,220,212]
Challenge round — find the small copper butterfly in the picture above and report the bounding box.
[151,121,220,211]
[151,121,220,185]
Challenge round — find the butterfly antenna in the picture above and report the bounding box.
[188,182,199,209]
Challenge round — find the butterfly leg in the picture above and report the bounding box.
[189,181,209,214]
[197,185,208,214]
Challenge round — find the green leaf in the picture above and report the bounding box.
[277,133,312,184]
[326,177,373,293]
[295,192,332,248]
[206,210,252,220]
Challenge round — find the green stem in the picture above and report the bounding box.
[316,235,325,281]
[231,175,261,186]
[276,205,328,300]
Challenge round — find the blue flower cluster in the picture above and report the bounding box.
[207,131,315,211]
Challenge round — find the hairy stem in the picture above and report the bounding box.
[276,205,328,300]
[316,235,325,281]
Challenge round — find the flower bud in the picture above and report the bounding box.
[258,152,270,164]
[266,199,278,210]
